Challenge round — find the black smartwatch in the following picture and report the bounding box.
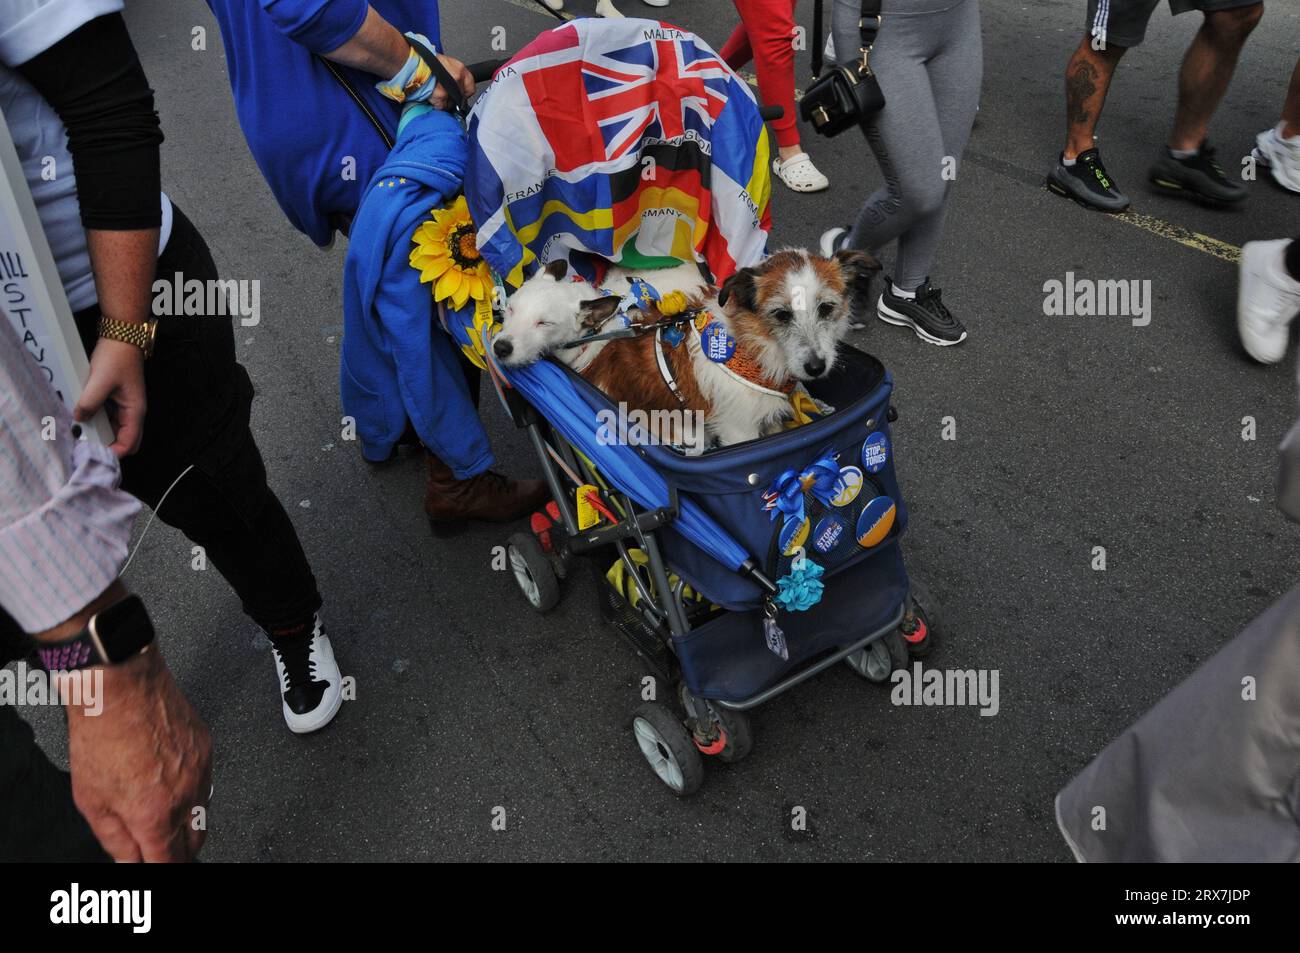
[35,595,155,671]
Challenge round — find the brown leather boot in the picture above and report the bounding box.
[424,452,551,536]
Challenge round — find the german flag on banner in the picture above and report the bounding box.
[465,17,772,290]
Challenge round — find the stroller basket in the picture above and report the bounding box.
[557,345,909,610]
[551,343,912,703]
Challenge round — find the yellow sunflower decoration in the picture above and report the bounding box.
[409,195,498,370]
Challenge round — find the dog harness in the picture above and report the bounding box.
[652,313,797,405]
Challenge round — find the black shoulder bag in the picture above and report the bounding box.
[800,0,885,137]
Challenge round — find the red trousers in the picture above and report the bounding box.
[719,0,801,150]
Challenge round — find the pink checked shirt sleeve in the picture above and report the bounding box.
[0,315,140,633]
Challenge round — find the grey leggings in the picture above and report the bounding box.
[833,0,982,291]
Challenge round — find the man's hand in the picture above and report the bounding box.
[82,225,158,457]
[75,337,146,457]
[65,646,213,862]
[430,54,475,110]
[320,7,475,107]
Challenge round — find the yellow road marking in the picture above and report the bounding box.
[1109,209,1241,264]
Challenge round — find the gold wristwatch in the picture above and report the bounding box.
[97,316,158,358]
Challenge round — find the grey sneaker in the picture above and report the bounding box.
[1149,142,1247,205]
[1046,148,1130,212]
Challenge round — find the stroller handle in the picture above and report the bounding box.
[466,57,786,123]
[467,58,508,83]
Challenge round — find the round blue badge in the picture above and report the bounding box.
[779,516,810,557]
[811,515,846,555]
[700,322,737,363]
[831,466,863,507]
[861,431,889,474]
[855,494,896,548]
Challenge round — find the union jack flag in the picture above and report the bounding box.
[522,25,733,169]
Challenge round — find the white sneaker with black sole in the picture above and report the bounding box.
[269,614,343,734]
[877,278,967,346]
[1237,239,1300,364]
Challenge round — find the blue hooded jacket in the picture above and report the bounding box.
[205,0,442,246]
[341,107,493,474]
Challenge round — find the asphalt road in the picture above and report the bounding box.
[22,0,1300,861]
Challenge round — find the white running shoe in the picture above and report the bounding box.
[1253,124,1300,194]
[1237,239,1300,364]
[773,153,829,193]
[641,0,669,7]
[819,226,847,257]
[540,0,564,10]
[269,614,344,734]
[820,227,874,329]
[595,0,623,15]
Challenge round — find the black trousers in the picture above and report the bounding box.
[74,202,322,630]
[0,202,320,859]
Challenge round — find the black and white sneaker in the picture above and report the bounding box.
[876,278,967,346]
[268,614,343,734]
[820,226,870,329]
[1046,148,1130,212]
[1149,141,1247,205]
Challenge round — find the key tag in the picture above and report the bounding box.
[762,600,789,660]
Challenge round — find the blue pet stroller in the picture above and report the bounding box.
[452,18,938,795]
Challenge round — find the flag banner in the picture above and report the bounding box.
[465,17,772,290]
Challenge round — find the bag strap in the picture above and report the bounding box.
[317,55,394,149]
[812,0,826,78]
[811,0,882,79]
[315,33,473,146]
[857,0,883,68]
[407,35,468,116]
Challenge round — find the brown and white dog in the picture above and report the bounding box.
[493,249,879,447]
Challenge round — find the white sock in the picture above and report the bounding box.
[1061,154,1077,167]
[891,283,917,300]
[1169,145,1198,160]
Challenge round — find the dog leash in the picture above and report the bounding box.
[653,327,691,406]
[558,309,706,350]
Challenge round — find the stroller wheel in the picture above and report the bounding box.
[507,532,560,612]
[679,685,754,763]
[845,629,908,683]
[631,702,704,796]
[713,706,754,763]
[903,577,941,658]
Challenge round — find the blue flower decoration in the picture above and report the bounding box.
[774,558,825,612]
